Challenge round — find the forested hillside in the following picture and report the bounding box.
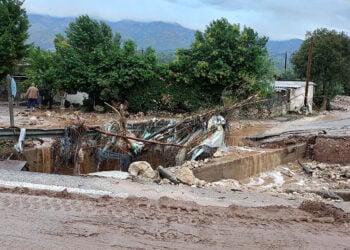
[27,14,303,64]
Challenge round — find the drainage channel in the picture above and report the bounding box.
[193,143,307,182]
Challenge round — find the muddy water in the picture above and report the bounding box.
[226,123,274,146]
[0,189,349,249]
[41,147,51,173]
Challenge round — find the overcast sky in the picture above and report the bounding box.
[23,0,350,40]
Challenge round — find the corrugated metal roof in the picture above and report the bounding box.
[274,81,316,89]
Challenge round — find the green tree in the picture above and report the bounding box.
[54,15,117,102]
[54,15,161,108]
[0,0,30,79]
[24,47,56,88]
[170,18,272,107]
[22,47,57,106]
[291,28,350,108]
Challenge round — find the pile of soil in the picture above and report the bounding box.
[299,200,350,223]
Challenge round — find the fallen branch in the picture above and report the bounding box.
[104,102,122,121]
[92,127,185,148]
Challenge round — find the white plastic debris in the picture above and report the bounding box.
[14,128,26,153]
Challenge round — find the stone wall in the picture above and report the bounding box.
[227,91,289,119]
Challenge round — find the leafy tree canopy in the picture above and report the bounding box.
[170,18,272,106]
[291,28,350,108]
[54,15,160,107]
[0,0,30,79]
[23,47,56,90]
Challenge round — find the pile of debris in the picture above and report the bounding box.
[330,95,350,111]
[87,99,255,169]
[46,96,262,181]
[296,161,350,189]
[237,160,350,202]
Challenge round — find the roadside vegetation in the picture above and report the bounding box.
[291,29,350,109]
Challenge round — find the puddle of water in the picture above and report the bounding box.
[226,124,274,146]
[246,171,285,189]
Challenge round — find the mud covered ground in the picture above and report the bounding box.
[0,97,349,249]
[0,188,349,249]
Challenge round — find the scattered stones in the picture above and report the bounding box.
[330,95,350,111]
[207,179,242,190]
[182,160,205,170]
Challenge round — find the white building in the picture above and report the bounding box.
[274,81,316,113]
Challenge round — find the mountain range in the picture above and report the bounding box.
[27,14,303,62]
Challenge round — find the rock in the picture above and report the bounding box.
[94,105,105,113]
[213,149,224,158]
[128,161,158,180]
[159,178,171,185]
[174,167,206,186]
[29,116,38,125]
[341,166,350,178]
[281,167,295,177]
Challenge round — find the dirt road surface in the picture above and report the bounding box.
[0,188,349,250]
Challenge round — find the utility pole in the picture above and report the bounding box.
[304,37,314,108]
[6,74,15,127]
[284,51,287,72]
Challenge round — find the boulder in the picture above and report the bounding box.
[128,161,158,180]
[175,167,206,186]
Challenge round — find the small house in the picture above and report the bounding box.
[274,81,316,113]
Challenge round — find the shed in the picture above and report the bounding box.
[273,81,316,113]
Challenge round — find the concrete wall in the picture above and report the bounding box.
[290,85,314,113]
[313,136,350,164]
[193,143,307,181]
[24,147,53,173]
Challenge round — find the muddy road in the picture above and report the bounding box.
[0,189,349,249]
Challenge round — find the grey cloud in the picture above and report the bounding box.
[197,0,350,37]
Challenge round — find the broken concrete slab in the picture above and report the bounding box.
[0,160,27,171]
[87,171,130,180]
